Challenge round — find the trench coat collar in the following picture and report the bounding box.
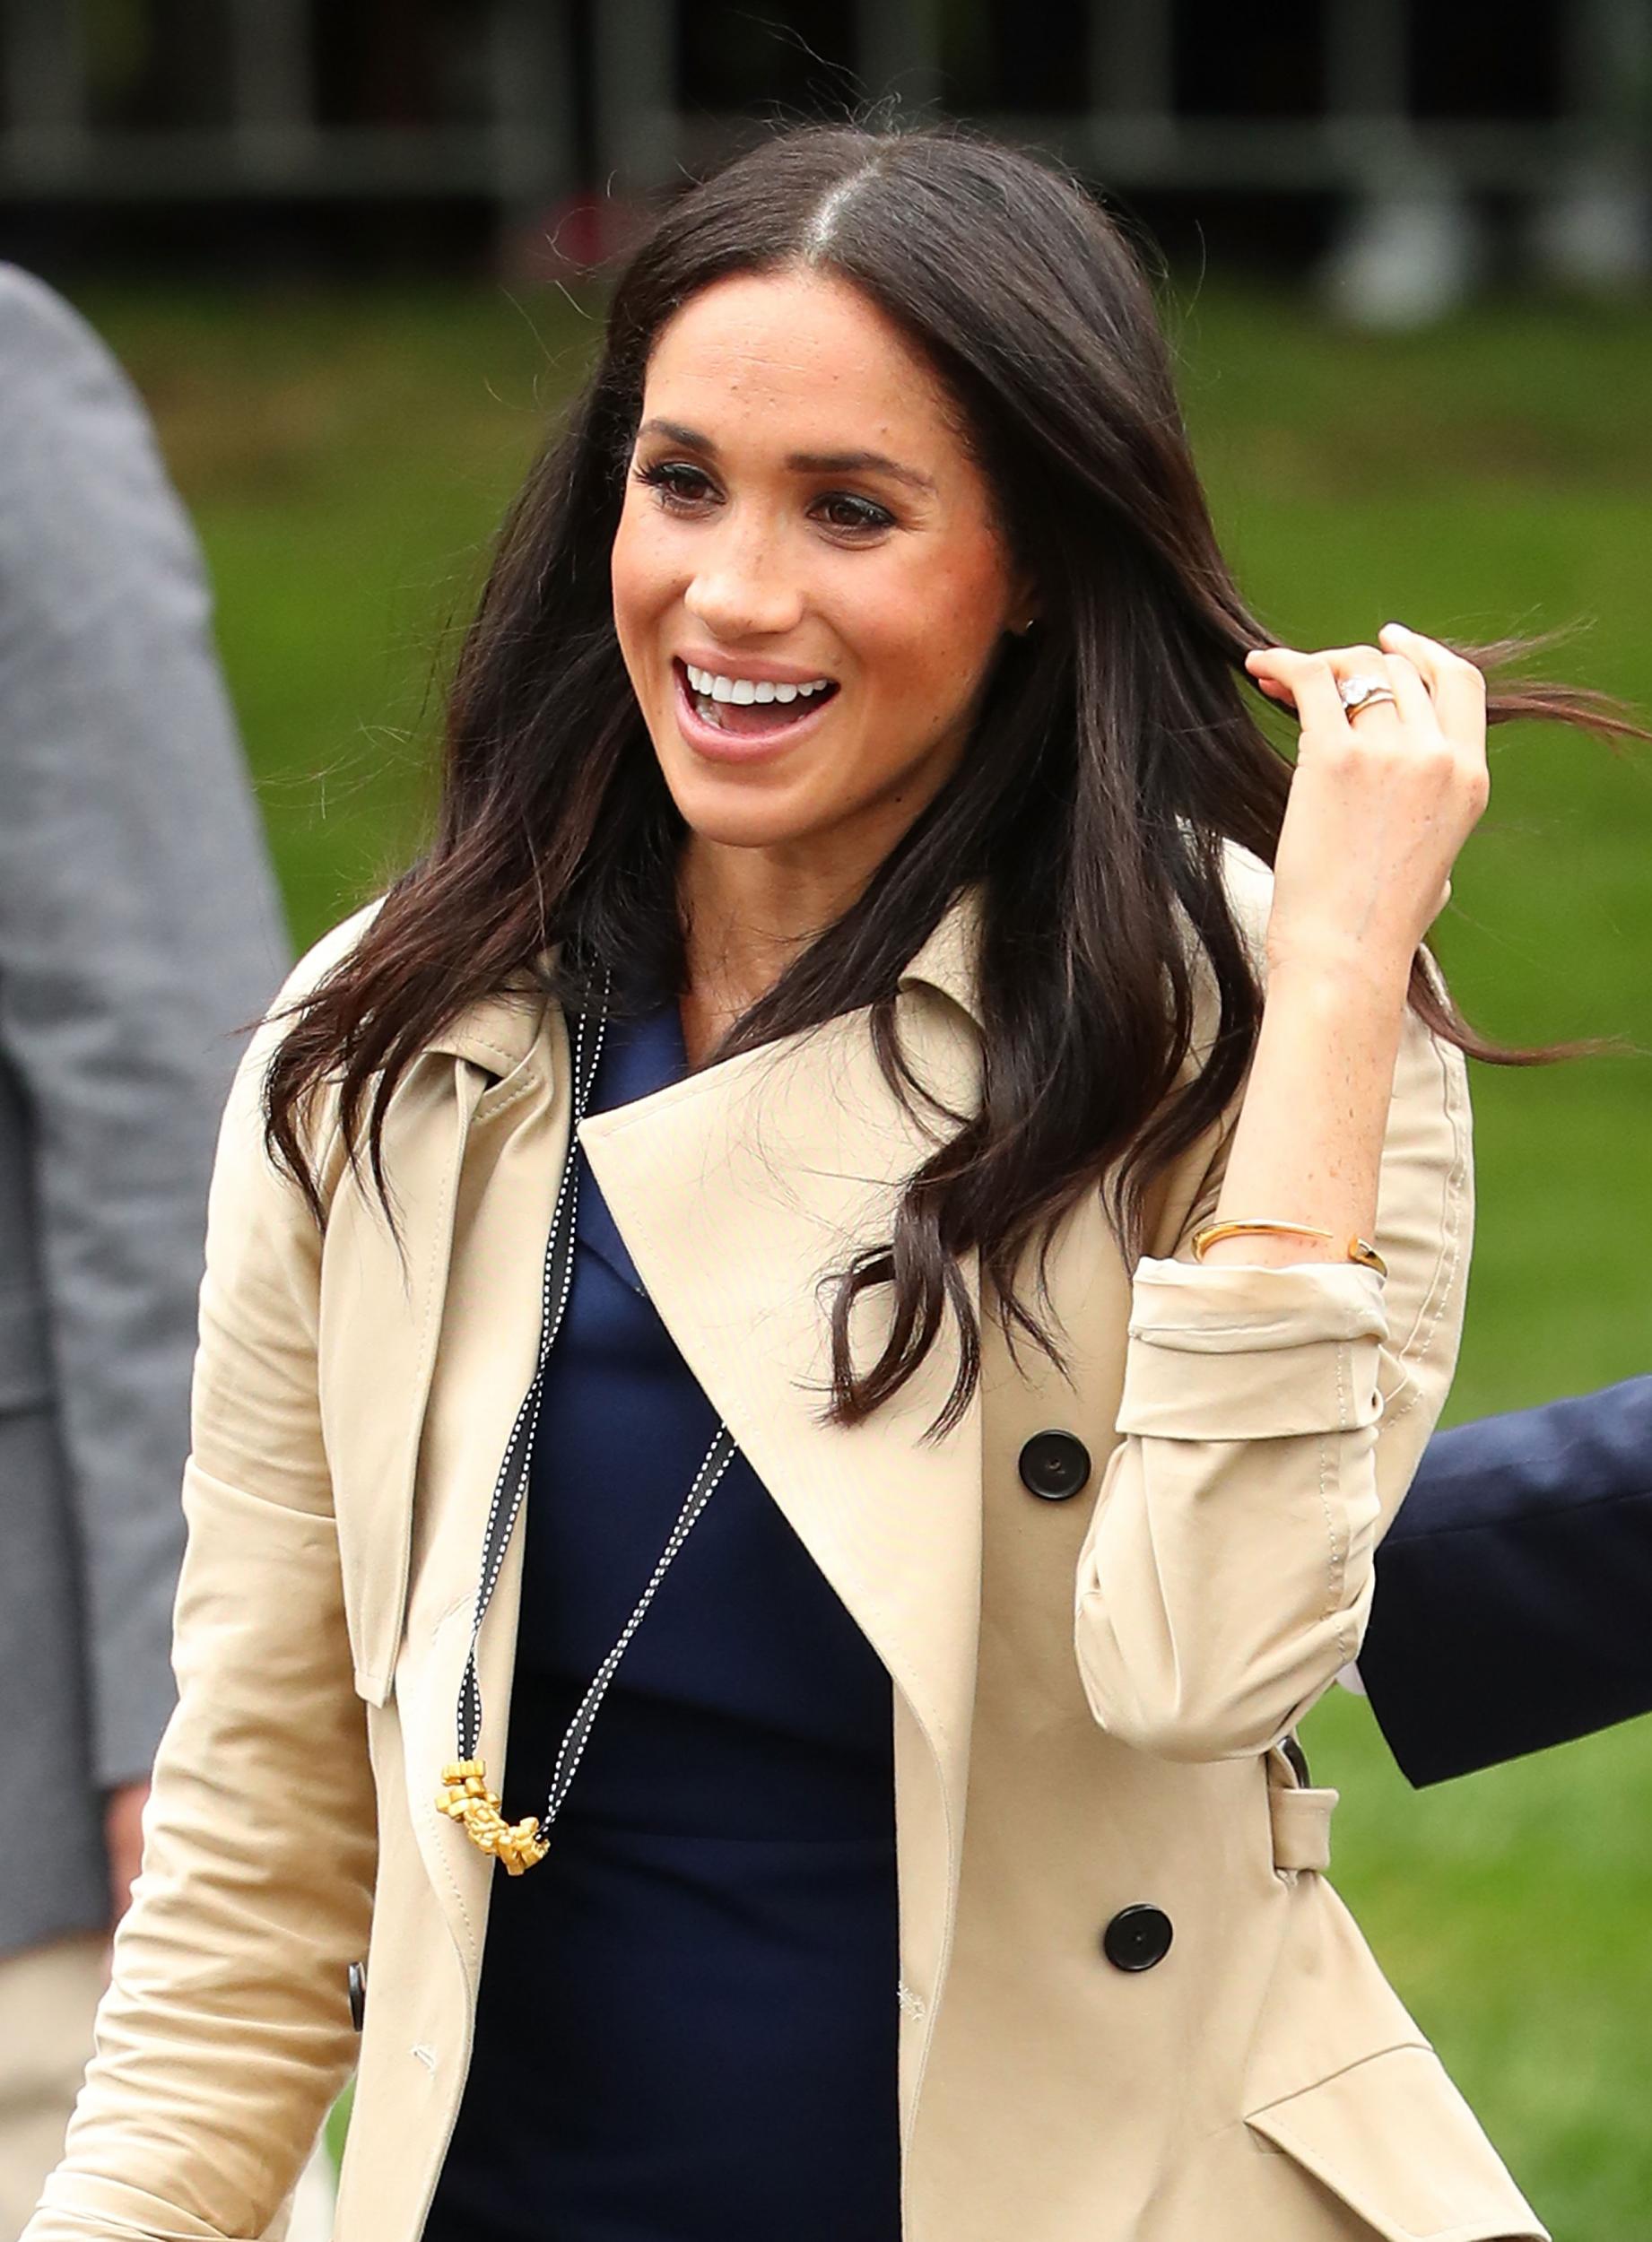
[422,886,987,1077]
[897,883,984,1028]
[424,980,547,1078]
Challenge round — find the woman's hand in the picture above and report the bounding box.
[1244,622,1489,994]
[1197,624,1487,1270]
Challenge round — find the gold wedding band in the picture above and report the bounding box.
[1336,672,1397,718]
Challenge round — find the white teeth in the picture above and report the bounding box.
[683,663,834,704]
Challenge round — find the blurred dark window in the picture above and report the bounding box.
[1175,0,1325,118]
[679,3,858,115]
[309,0,495,129]
[946,0,1090,117]
[1404,0,1562,118]
[84,0,234,128]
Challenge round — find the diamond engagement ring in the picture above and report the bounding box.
[1336,672,1398,718]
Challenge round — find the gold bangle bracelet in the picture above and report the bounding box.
[1188,1220,1388,1281]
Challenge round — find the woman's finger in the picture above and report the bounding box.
[1380,649,1434,730]
[1378,622,1486,736]
[1243,647,1302,708]
[1245,646,1349,734]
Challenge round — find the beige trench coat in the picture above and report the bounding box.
[29,853,1545,2242]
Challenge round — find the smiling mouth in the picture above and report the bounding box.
[676,659,839,737]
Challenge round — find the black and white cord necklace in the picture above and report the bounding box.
[438,985,738,1874]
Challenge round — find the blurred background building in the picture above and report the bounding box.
[1,0,1649,323]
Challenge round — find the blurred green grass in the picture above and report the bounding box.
[81,276,1652,2236]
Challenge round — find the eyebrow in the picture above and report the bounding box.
[637,418,937,497]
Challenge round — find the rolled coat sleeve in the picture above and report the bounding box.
[1074,993,1473,1763]
[29,927,376,2242]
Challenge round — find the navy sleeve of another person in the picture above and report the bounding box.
[1361,1375,1652,1786]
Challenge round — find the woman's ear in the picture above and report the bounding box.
[1006,578,1041,636]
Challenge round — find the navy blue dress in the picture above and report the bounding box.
[429,997,902,2242]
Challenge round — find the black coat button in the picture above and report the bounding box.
[1018,1429,1091,1501]
[348,1960,368,2031]
[1102,1905,1174,1972]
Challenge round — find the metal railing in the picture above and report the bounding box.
[1,0,1646,222]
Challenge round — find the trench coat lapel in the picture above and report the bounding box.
[577,909,987,1832]
[321,983,553,1708]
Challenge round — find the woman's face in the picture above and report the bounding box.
[611,268,1030,872]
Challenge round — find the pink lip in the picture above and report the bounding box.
[671,660,837,766]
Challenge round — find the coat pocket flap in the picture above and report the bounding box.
[1268,1782,1337,1873]
[1246,2043,1548,2241]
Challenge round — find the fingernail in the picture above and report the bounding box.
[1381,621,1407,635]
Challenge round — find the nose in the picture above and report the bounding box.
[683,515,805,643]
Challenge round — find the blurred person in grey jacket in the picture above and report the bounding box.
[0,265,288,2237]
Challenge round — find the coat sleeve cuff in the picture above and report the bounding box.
[1117,1257,1389,1441]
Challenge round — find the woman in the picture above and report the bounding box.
[28,125,1620,2242]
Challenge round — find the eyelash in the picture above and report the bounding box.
[631,460,896,537]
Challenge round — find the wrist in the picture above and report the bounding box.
[1263,934,1415,1017]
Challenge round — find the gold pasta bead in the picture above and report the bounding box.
[437,1754,549,1873]
[498,1821,548,1875]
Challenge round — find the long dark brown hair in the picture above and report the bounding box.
[265,122,1631,1433]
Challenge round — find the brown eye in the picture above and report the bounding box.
[635,461,717,510]
[815,492,895,534]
